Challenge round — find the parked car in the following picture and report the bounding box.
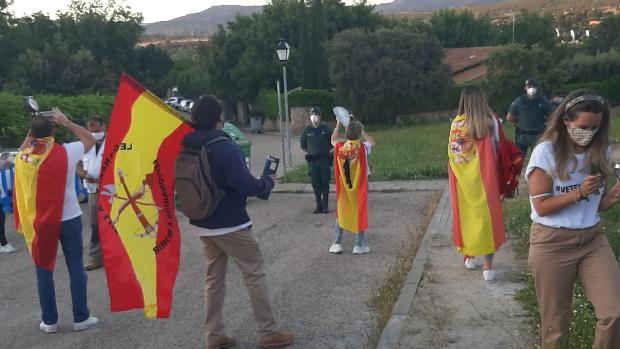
[179,99,193,112]
[165,97,183,109]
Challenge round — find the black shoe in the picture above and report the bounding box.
[322,205,329,214]
[313,206,323,214]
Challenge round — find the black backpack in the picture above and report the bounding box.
[174,137,228,220]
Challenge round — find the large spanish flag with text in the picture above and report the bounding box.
[448,114,505,256]
[98,74,192,318]
[13,138,67,271]
[334,140,368,233]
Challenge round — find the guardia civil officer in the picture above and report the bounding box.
[300,107,333,214]
[506,78,553,158]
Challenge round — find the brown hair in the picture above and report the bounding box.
[458,85,494,139]
[539,89,611,180]
[346,120,363,140]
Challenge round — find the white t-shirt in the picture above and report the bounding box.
[192,221,253,237]
[525,141,604,229]
[363,141,372,176]
[62,142,85,221]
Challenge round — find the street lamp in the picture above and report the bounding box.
[276,39,293,167]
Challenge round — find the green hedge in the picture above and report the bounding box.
[565,76,620,106]
[254,89,335,120]
[0,92,114,147]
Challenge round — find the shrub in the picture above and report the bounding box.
[560,49,620,84]
[565,76,620,106]
[253,88,334,120]
[0,92,114,146]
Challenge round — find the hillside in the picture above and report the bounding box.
[376,0,506,14]
[143,5,262,37]
[394,0,618,18]
[141,0,619,39]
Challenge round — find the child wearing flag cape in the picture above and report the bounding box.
[448,86,505,281]
[329,118,375,255]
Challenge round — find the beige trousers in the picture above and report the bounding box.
[200,227,277,346]
[528,223,620,349]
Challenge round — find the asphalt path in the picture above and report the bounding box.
[1,190,435,349]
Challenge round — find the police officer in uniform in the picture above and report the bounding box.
[300,107,333,214]
[506,78,553,158]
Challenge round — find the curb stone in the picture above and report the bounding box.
[272,180,446,194]
[376,189,450,349]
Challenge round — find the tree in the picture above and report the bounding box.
[203,0,382,104]
[494,10,556,49]
[483,44,565,114]
[588,14,620,53]
[0,0,171,95]
[429,9,492,48]
[326,28,452,124]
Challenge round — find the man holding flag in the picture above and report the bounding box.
[14,108,99,333]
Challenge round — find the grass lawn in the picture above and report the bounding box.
[504,195,620,349]
[284,113,620,183]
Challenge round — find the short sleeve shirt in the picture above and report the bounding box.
[525,141,604,229]
[62,142,85,221]
[508,95,553,132]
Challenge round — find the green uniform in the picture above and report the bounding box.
[300,124,333,212]
[508,95,553,156]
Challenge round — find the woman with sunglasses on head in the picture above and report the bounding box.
[527,90,620,349]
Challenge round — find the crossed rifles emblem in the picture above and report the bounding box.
[101,169,161,239]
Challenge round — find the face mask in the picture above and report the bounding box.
[92,132,105,141]
[310,114,320,125]
[527,87,537,96]
[567,121,599,146]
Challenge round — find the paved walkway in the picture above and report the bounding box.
[379,191,535,349]
[0,185,438,348]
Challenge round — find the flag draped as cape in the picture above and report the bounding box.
[448,114,505,256]
[13,137,67,271]
[334,140,368,233]
[98,74,192,318]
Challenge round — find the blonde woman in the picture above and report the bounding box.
[527,90,620,348]
[448,85,505,281]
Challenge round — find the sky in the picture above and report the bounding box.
[9,0,393,23]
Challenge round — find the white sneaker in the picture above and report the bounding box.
[0,243,17,253]
[352,245,371,255]
[483,269,496,281]
[329,243,344,254]
[39,321,58,333]
[464,257,476,270]
[73,316,99,331]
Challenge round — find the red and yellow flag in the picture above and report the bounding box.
[448,114,505,256]
[334,140,368,233]
[14,138,68,271]
[98,74,192,318]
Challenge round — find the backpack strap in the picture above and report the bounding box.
[203,136,230,148]
[198,136,230,192]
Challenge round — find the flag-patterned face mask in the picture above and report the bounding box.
[567,121,599,147]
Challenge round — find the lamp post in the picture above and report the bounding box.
[276,80,286,177]
[276,39,293,166]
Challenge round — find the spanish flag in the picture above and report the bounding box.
[13,137,67,271]
[334,140,368,233]
[448,114,505,256]
[98,74,192,318]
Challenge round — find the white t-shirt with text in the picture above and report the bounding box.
[525,141,604,229]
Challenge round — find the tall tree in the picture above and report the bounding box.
[310,0,328,88]
[326,28,452,124]
[429,9,492,48]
